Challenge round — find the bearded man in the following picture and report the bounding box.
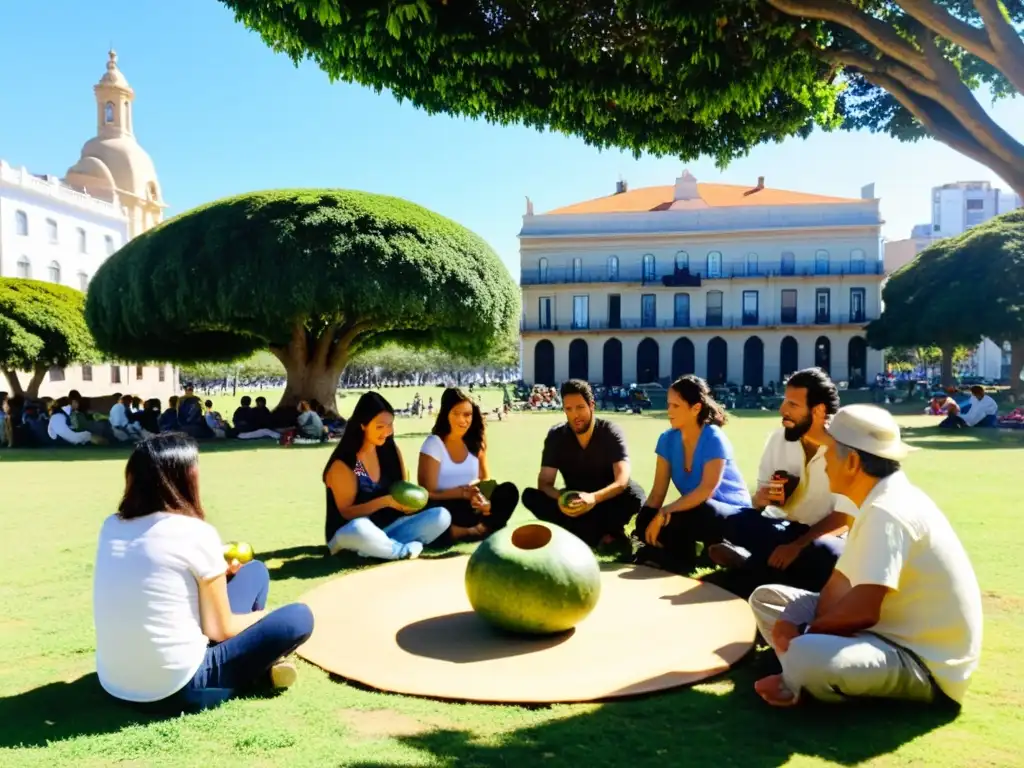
[522,379,646,552]
[706,368,852,593]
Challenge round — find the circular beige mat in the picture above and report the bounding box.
[296,554,756,704]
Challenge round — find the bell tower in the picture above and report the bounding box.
[95,50,134,139]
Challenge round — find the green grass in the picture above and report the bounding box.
[2,389,1022,767]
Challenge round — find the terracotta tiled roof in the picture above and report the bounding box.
[545,183,861,215]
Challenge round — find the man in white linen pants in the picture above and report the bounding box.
[749,404,983,708]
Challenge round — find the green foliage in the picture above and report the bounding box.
[218,1,1024,176]
[85,189,521,367]
[0,278,97,373]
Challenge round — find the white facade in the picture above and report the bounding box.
[519,172,885,389]
[928,180,1021,239]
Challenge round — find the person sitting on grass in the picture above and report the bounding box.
[47,396,94,446]
[92,433,314,713]
[295,400,327,442]
[632,375,752,573]
[177,384,212,439]
[418,387,519,543]
[109,394,152,442]
[158,396,180,433]
[323,391,450,560]
[749,405,982,709]
[204,400,230,439]
[233,396,255,432]
[955,385,999,429]
[251,396,274,430]
[521,378,646,554]
[705,368,851,595]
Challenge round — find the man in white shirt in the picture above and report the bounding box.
[749,404,983,708]
[959,386,999,428]
[109,394,152,442]
[47,398,93,445]
[707,368,851,594]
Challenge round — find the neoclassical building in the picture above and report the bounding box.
[0,51,176,400]
[519,171,885,389]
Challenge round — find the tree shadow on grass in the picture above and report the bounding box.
[901,427,1024,451]
[343,657,960,767]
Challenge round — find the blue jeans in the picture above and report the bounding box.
[328,506,451,560]
[149,561,314,713]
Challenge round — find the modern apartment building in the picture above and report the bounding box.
[519,171,885,389]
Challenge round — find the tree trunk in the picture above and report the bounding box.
[277,360,343,415]
[3,370,24,397]
[3,364,47,399]
[1009,339,1024,396]
[940,346,955,388]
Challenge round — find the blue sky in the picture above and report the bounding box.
[2,0,1022,277]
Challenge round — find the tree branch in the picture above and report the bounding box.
[25,363,48,398]
[312,323,340,369]
[767,0,934,76]
[896,0,997,64]
[972,0,1024,95]
[329,321,372,370]
[3,370,24,396]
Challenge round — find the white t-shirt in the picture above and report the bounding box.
[836,472,983,703]
[962,395,998,427]
[419,434,479,490]
[756,428,835,526]
[92,512,227,702]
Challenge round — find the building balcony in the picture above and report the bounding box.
[520,260,884,286]
[522,313,872,334]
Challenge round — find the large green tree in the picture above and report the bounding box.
[0,278,97,398]
[869,209,1024,389]
[220,1,1024,196]
[85,189,520,414]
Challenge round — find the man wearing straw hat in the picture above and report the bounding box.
[749,404,983,708]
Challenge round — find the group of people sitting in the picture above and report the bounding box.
[88,367,982,718]
[927,385,1001,429]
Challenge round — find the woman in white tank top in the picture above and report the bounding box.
[418,388,519,542]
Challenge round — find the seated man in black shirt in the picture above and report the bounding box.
[522,379,646,552]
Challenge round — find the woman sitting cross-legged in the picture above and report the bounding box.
[92,433,314,714]
[633,375,753,573]
[418,387,519,543]
[323,391,450,560]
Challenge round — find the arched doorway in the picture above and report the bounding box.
[780,336,799,381]
[568,339,589,381]
[636,338,660,384]
[743,336,765,388]
[848,336,867,388]
[814,336,832,374]
[707,337,728,385]
[603,338,623,387]
[671,337,695,380]
[534,340,555,386]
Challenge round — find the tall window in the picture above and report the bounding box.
[46,218,58,244]
[572,295,590,329]
[49,366,65,382]
[111,366,122,384]
[104,235,116,255]
[538,257,549,282]
[780,289,797,323]
[641,294,657,327]
[849,248,866,274]
[814,249,830,275]
[675,251,689,271]
[607,255,619,281]
[77,227,87,253]
[608,294,621,329]
[538,297,553,330]
[78,272,89,291]
[673,293,690,327]
[48,261,61,283]
[104,101,115,123]
[746,253,758,276]
[158,366,166,382]
[781,251,795,275]
[17,256,30,278]
[815,288,831,323]
[15,210,28,236]
[706,251,722,278]
[742,290,759,325]
[81,364,93,382]
[850,287,866,322]
[642,254,656,282]
[572,257,583,282]
[706,290,723,326]
[136,364,145,379]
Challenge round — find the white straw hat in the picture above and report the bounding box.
[826,404,917,461]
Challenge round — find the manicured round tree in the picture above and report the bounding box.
[85,189,521,414]
[0,278,97,398]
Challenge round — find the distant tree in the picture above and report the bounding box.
[221,0,1024,196]
[85,190,520,414]
[0,278,97,398]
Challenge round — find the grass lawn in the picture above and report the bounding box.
[1,388,1022,767]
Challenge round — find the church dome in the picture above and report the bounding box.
[70,135,160,201]
[66,154,116,190]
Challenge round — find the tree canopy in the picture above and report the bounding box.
[85,189,520,412]
[220,0,1024,195]
[869,208,1024,387]
[0,278,97,397]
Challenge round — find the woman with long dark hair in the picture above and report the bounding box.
[417,387,519,542]
[323,391,450,559]
[92,433,314,713]
[633,375,752,572]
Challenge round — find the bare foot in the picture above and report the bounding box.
[451,524,488,542]
[754,674,799,707]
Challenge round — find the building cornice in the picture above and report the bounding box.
[0,160,128,221]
